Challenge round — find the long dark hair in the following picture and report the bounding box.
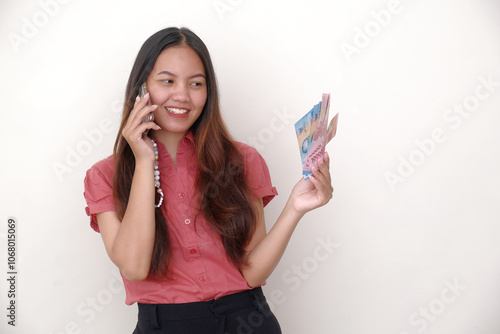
[113,27,257,278]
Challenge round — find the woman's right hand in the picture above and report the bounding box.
[121,93,161,162]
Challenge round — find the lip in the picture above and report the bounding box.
[165,106,190,118]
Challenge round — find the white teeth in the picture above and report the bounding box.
[167,107,188,115]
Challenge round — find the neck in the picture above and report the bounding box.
[152,130,187,167]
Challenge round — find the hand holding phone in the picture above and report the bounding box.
[139,83,154,123]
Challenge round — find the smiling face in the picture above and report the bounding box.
[146,44,207,141]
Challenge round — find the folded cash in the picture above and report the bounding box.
[294,93,338,179]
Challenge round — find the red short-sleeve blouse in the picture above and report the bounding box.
[83,132,278,305]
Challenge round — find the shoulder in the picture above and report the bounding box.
[86,155,115,180]
[234,142,264,167]
[90,155,115,174]
[234,142,278,206]
[84,155,115,199]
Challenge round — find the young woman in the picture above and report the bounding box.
[83,27,333,334]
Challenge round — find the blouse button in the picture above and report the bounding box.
[184,219,191,225]
[199,276,207,283]
[178,192,185,199]
[189,248,197,254]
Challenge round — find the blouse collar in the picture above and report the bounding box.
[154,131,195,159]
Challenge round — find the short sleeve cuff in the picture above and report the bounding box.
[83,156,115,233]
[253,186,278,207]
[85,199,115,232]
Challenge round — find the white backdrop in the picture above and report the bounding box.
[1,0,499,333]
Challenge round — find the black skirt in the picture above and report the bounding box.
[133,287,282,334]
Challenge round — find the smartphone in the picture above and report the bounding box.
[139,83,154,123]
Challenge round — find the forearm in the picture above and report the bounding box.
[111,160,156,280]
[242,199,304,287]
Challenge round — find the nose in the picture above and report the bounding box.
[172,83,190,102]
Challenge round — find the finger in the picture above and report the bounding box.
[133,94,140,108]
[138,105,158,123]
[324,152,334,191]
[312,156,330,183]
[135,120,161,135]
[128,104,158,128]
[140,121,161,134]
[311,169,332,196]
[127,124,159,143]
[308,173,333,202]
[130,93,152,119]
[123,116,160,141]
[324,151,330,168]
[312,160,333,193]
[317,153,332,184]
[132,93,147,112]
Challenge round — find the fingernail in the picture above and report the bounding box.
[152,105,158,109]
[312,165,318,172]
[136,95,140,101]
[318,157,324,165]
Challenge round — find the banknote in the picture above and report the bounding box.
[294,93,338,179]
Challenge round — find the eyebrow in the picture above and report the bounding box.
[156,70,206,79]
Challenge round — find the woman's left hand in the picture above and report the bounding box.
[290,152,334,215]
